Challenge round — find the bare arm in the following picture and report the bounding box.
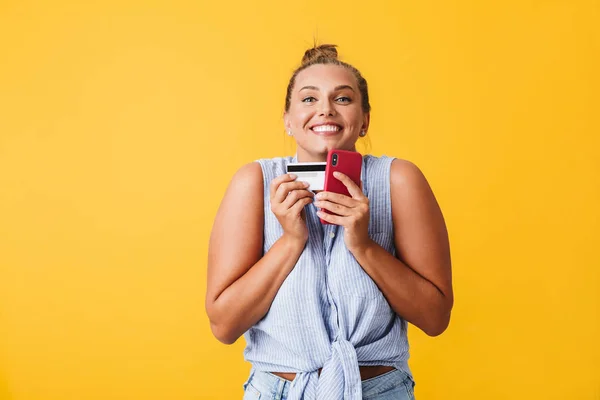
[352,159,453,336]
[205,163,312,344]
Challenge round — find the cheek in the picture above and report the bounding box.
[344,109,365,128]
[289,105,314,125]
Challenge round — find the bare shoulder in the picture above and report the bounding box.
[389,157,447,246]
[227,162,263,197]
[210,161,264,253]
[390,158,433,193]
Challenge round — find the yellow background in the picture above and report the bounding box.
[1,0,598,399]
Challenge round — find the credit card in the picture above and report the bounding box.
[286,162,326,192]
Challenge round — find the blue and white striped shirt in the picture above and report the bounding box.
[244,154,411,400]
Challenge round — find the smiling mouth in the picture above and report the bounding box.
[310,124,343,135]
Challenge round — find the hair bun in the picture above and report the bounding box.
[301,44,338,65]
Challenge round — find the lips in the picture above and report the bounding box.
[310,123,343,136]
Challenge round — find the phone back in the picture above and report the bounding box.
[321,149,363,224]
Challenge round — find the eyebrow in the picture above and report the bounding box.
[299,85,355,92]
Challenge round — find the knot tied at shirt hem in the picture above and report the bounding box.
[287,339,362,400]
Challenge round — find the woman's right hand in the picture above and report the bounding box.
[269,173,314,244]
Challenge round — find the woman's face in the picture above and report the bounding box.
[284,64,369,162]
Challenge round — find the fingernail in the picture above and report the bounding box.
[289,173,297,179]
[303,181,310,187]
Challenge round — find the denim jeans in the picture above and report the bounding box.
[243,368,415,399]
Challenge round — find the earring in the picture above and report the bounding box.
[287,130,293,136]
[359,130,366,137]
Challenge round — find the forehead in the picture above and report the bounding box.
[294,64,357,92]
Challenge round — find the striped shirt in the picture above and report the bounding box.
[243,154,411,400]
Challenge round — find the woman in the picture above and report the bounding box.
[206,44,453,400]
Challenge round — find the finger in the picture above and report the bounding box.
[290,196,313,215]
[314,200,352,216]
[282,189,314,209]
[333,171,364,199]
[274,181,310,203]
[317,210,344,226]
[277,181,311,203]
[315,191,357,208]
[270,174,298,199]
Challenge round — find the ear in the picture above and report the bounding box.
[362,112,370,133]
[283,111,292,131]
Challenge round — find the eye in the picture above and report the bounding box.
[336,96,351,103]
[302,96,317,103]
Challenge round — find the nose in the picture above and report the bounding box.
[319,99,336,117]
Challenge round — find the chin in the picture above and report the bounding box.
[323,142,356,153]
[315,138,346,151]
[315,144,339,156]
[298,138,356,160]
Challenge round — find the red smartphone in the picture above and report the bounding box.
[320,149,363,224]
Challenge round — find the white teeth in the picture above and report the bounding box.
[312,125,340,132]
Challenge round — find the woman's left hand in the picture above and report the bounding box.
[314,171,373,254]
